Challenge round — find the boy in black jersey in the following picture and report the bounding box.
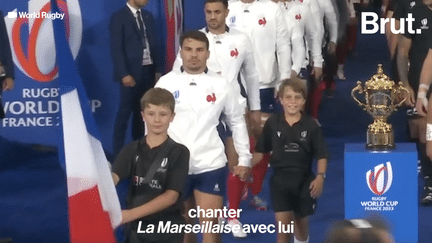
[112,88,189,243]
[253,78,328,243]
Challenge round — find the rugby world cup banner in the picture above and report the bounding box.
[345,143,418,243]
[0,0,183,149]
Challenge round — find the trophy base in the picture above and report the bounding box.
[366,131,395,150]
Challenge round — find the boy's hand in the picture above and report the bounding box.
[309,176,324,199]
[121,209,136,225]
[233,165,250,182]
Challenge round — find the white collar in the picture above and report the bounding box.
[126,2,140,16]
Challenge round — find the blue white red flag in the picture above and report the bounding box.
[50,0,122,242]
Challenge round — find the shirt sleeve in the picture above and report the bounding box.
[240,35,261,111]
[322,0,338,44]
[112,142,137,181]
[165,144,190,193]
[291,26,306,75]
[223,81,252,167]
[275,4,292,84]
[255,116,273,153]
[304,4,324,68]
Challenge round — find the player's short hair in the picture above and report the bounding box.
[205,0,229,9]
[278,77,307,99]
[180,30,209,50]
[140,88,175,113]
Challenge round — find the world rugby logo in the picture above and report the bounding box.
[4,0,82,82]
[366,162,393,196]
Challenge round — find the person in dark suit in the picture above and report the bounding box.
[0,10,15,119]
[110,0,162,156]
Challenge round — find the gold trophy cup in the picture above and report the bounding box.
[351,64,409,150]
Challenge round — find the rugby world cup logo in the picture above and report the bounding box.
[366,162,393,196]
[4,0,82,82]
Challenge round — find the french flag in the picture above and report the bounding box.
[51,0,122,242]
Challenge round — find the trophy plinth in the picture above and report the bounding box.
[351,64,408,150]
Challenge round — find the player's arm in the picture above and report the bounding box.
[416,48,432,116]
[291,32,306,77]
[322,0,338,54]
[275,5,292,83]
[396,28,415,107]
[241,35,261,112]
[241,35,261,132]
[252,116,273,167]
[427,96,432,160]
[304,4,324,81]
[224,83,252,180]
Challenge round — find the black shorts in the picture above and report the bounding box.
[270,168,317,217]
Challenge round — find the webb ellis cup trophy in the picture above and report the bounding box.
[351,64,409,150]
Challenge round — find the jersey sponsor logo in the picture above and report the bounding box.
[295,14,302,20]
[206,93,216,103]
[284,143,299,152]
[421,18,429,30]
[150,179,162,189]
[214,183,220,192]
[5,0,82,82]
[230,48,239,58]
[258,17,267,26]
[366,162,393,196]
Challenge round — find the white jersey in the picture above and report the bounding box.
[173,27,260,111]
[279,0,324,69]
[227,0,291,89]
[155,68,251,175]
[302,0,338,47]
